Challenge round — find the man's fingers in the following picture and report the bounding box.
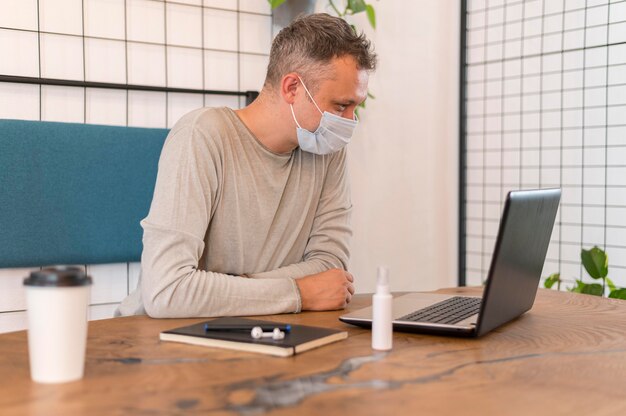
[344,273,355,306]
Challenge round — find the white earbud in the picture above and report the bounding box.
[250,326,285,340]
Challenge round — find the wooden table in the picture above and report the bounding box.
[1,287,625,415]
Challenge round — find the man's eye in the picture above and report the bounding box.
[336,105,347,112]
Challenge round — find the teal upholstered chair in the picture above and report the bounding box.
[0,119,169,268]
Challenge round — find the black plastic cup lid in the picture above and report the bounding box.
[24,267,92,287]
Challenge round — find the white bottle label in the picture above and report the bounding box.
[372,293,393,351]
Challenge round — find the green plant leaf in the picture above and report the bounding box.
[580,246,608,279]
[569,280,604,296]
[367,91,376,99]
[609,288,626,300]
[348,0,367,13]
[568,279,585,293]
[606,277,617,292]
[580,283,604,296]
[366,4,376,29]
[268,0,287,9]
[544,273,560,289]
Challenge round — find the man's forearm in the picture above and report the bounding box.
[141,225,301,318]
[245,254,345,280]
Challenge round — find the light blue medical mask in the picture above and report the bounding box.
[290,76,358,155]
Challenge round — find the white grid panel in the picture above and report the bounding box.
[464,0,626,290]
[0,0,272,333]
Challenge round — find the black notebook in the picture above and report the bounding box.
[160,317,348,357]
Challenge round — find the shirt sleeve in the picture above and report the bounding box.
[246,148,352,280]
[140,114,301,318]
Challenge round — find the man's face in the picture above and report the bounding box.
[294,55,369,131]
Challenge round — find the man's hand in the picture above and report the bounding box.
[296,269,355,311]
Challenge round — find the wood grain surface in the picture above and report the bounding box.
[1,287,625,415]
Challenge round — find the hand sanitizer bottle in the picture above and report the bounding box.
[372,266,392,351]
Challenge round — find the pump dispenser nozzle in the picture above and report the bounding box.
[376,266,390,293]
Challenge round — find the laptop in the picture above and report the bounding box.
[340,188,561,337]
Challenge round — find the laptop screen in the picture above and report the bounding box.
[476,188,561,336]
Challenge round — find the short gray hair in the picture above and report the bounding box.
[265,13,377,91]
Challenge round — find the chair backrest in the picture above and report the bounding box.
[0,119,169,268]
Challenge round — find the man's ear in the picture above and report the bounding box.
[280,73,300,105]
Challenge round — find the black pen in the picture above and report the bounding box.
[204,323,292,333]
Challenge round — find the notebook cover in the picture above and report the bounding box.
[160,317,348,357]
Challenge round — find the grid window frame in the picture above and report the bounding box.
[462,0,626,290]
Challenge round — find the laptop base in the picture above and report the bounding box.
[339,315,478,337]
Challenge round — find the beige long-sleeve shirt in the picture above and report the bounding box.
[117,107,352,318]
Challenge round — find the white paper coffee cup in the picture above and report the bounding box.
[24,267,92,383]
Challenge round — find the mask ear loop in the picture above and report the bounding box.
[297,76,323,115]
[290,104,303,129]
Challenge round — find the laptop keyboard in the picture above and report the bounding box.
[398,296,482,325]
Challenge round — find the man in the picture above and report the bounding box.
[118,13,377,318]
